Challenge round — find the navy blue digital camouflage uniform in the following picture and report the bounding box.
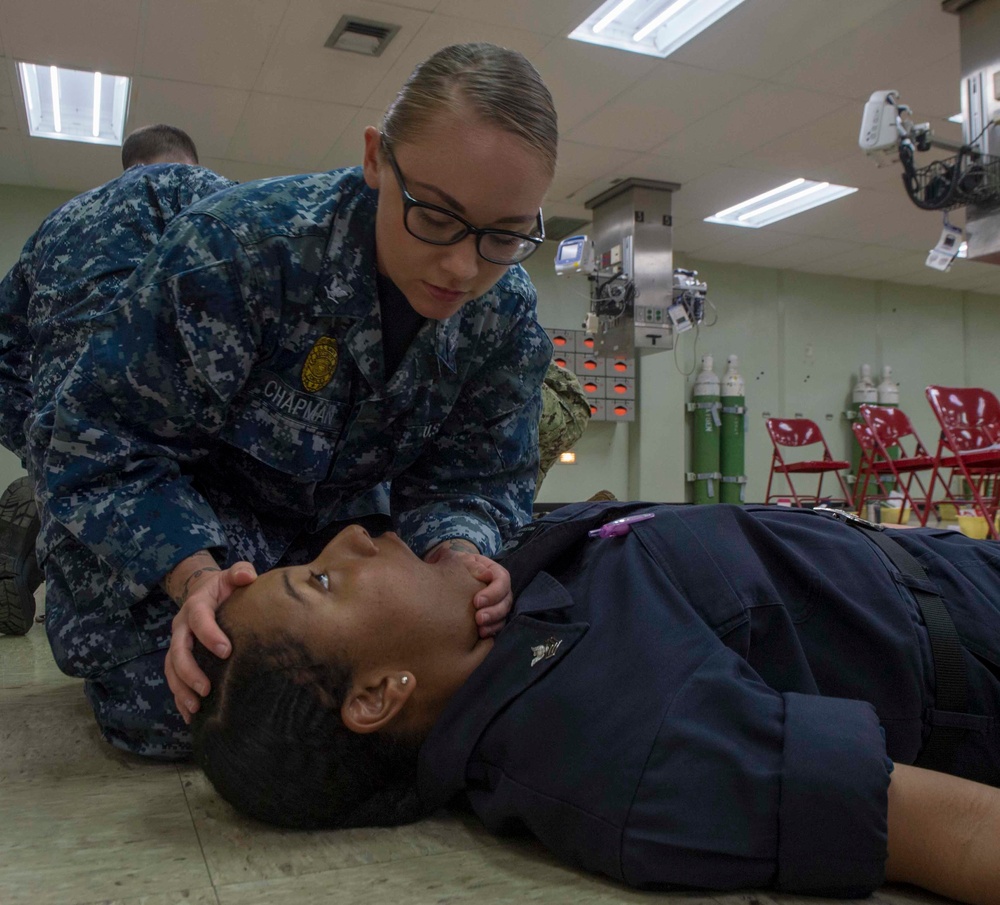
[35,167,551,759]
[420,502,1000,898]
[0,163,235,463]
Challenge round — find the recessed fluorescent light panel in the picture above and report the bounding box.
[705,178,858,228]
[17,62,130,146]
[570,0,749,58]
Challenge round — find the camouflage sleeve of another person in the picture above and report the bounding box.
[0,242,36,462]
[37,213,262,611]
[536,360,591,489]
[394,301,551,559]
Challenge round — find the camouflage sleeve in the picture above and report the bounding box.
[393,304,551,558]
[0,252,35,462]
[38,213,262,610]
[536,361,591,488]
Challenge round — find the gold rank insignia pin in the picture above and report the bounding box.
[530,637,562,667]
[301,336,338,392]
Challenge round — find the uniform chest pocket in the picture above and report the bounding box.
[391,421,445,474]
[219,377,348,481]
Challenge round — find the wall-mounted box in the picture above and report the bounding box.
[575,353,606,376]
[608,377,635,400]
[608,399,635,422]
[607,356,636,378]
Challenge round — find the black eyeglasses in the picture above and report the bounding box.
[380,135,544,266]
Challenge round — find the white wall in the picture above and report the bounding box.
[524,246,1000,504]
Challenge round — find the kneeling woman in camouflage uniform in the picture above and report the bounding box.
[34,42,557,759]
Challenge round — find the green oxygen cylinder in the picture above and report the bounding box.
[691,354,721,505]
[851,363,878,507]
[876,365,899,495]
[720,355,746,505]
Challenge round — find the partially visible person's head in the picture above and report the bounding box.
[362,43,558,320]
[380,42,557,178]
[121,124,199,169]
[191,525,492,828]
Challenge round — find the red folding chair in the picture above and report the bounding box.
[854,405,935,522]
[764,417,851,506]
[924,385,1000,540]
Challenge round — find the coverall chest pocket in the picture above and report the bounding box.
[219,372,347,481]
[391,420,445,474]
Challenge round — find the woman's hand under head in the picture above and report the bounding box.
[163,553,258,723]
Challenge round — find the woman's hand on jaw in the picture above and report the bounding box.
[162,552,258,723]
[424,539,512,638]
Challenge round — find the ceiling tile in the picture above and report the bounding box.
[254,0,429,107]
[733,102,866,174]
[128,78,249,160]
[668,0,900,80]
[317,106,383,172]
[902,51,962,119]
[0,0,990,299]
[844,250,936,281]
[689,228,802,264]
[359,13,550,117]
[772,0,958,100]
[25,138,121,192]
[670,164,822,224]
[615,150,715,189]
[672,218,739,255]
[0,57,12,97]
[567,61,754,152]
[0,129,31,185]
[532,39,655,135]
[227,92,356,170]
[786,188,944,250]
[140,0,289,89]
[814,153,911,193]
[741,237,868,271]
[0,0,140,73]
[433,0,595,36]
[654,85,843,165]
[0,91,17,131]
[375,0,439,10]
[549,142,641,202]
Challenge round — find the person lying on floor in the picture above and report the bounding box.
[191,501,1000,905]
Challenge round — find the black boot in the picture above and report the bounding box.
[0,476,43,635]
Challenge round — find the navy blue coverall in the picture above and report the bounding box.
[418,502,1000,898]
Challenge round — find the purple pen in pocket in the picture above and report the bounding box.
[588,512,655,539]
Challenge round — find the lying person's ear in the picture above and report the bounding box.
[341,673,415,734]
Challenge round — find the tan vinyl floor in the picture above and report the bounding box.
[1,588,953,905]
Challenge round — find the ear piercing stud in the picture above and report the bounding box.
[401,675,410,685]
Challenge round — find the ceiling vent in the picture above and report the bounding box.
[325,16,400,57]
[542,216,591,241]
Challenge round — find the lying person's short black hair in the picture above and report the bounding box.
[191,606,423,829]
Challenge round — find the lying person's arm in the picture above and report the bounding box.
[887,762,1000,905]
